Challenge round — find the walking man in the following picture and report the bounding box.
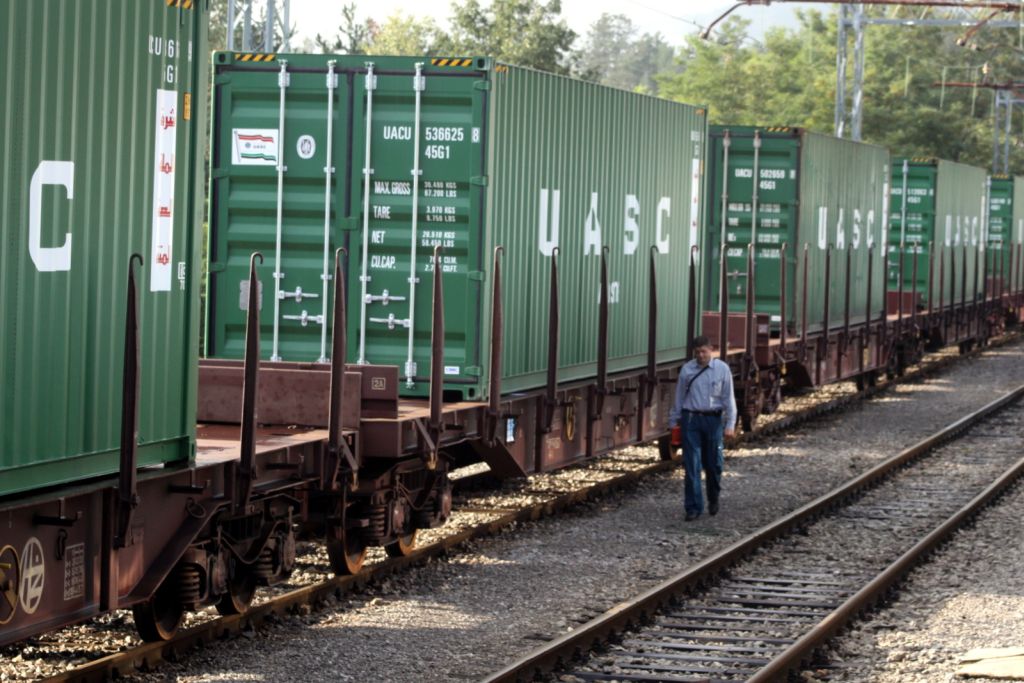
[668,336,737,521]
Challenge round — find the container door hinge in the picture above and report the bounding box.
[464,366,482,377]
[474,80,491,91]
[209,262,227,273]
[468,270,485,282]
[471,176,488,187]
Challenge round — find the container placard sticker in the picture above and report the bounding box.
[151,89,177,291]
[296,134,316,160]
[232,128,279,166]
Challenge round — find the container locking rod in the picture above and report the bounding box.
[405,62,426,388]
[357,63,377,365]
[271,60,289,362]
[318,60,338,364]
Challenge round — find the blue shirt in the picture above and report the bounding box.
[668,358,737,430]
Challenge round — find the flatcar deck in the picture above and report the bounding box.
[196,424,331,466]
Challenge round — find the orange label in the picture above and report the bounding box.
[183,93,191,121]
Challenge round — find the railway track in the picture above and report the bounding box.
[484,383,1024,683]
[20,333,1019,682]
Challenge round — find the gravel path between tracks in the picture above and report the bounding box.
[7,342,1020,683]
[815,479,1024,683]
[112,339,1024,683]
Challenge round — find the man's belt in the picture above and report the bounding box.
[684,409,723,417]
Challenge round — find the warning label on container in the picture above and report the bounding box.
[232,128,279,166]
[63,543,85,601]
[151,89,177,292]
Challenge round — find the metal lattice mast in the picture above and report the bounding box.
[852,4,867,140]
[835,4,850,137]
[226,0,292,52]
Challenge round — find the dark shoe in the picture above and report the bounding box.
[709,501,719,516]
[685,512,700,521]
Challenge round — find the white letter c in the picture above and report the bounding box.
[29,161,74,272]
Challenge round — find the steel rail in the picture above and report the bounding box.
[483,382,1024,683]
[39,332,1022,681]
[48,458,682,683]
[751,449,1024,681]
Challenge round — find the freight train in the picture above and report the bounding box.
[2,0,1022,647]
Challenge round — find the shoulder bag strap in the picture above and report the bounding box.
[683,364,711,401]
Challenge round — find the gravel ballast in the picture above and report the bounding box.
[818,479,1024,683]
[115,340,1024,683]
[5,341,1022,682]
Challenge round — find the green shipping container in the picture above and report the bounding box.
[888,158,987,305]
[207,54,706,399]
[0,1,208,497]
[705,126,889,334]
[988,175,1014,283]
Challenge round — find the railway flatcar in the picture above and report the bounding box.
[198,53,708,570]
[2,34,708,645]
[701,126,891,427]
[4,7,1023,651]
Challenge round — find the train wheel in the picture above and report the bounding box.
[216,564,257,616]
[384,531,418,558]
[133,578,184,642]
[327,530,368,575]
[0,545,20,626]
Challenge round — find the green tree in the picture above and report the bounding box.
[659,16,757,123]
[573,13,680,95]
[657,7,1024,172]
[315,3,373,54]
[368,12,445,56]
[443,0,576,74]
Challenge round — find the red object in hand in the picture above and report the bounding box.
[670,426,682,446]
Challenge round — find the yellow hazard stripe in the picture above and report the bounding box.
[165,0,194,8]
[430,58,474,68]
[765,126,791,132]
[235,53,277,62]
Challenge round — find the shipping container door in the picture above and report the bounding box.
[706,128,799,331]
[208,54,350,362]
[888,161,936,303]
[988,176,1013,288]
[346,61,485,399]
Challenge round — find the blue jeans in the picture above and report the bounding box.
[682,413,724,515]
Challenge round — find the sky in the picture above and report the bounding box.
[276,0,801,48]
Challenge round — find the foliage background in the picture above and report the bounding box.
[207,1,1024,173]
